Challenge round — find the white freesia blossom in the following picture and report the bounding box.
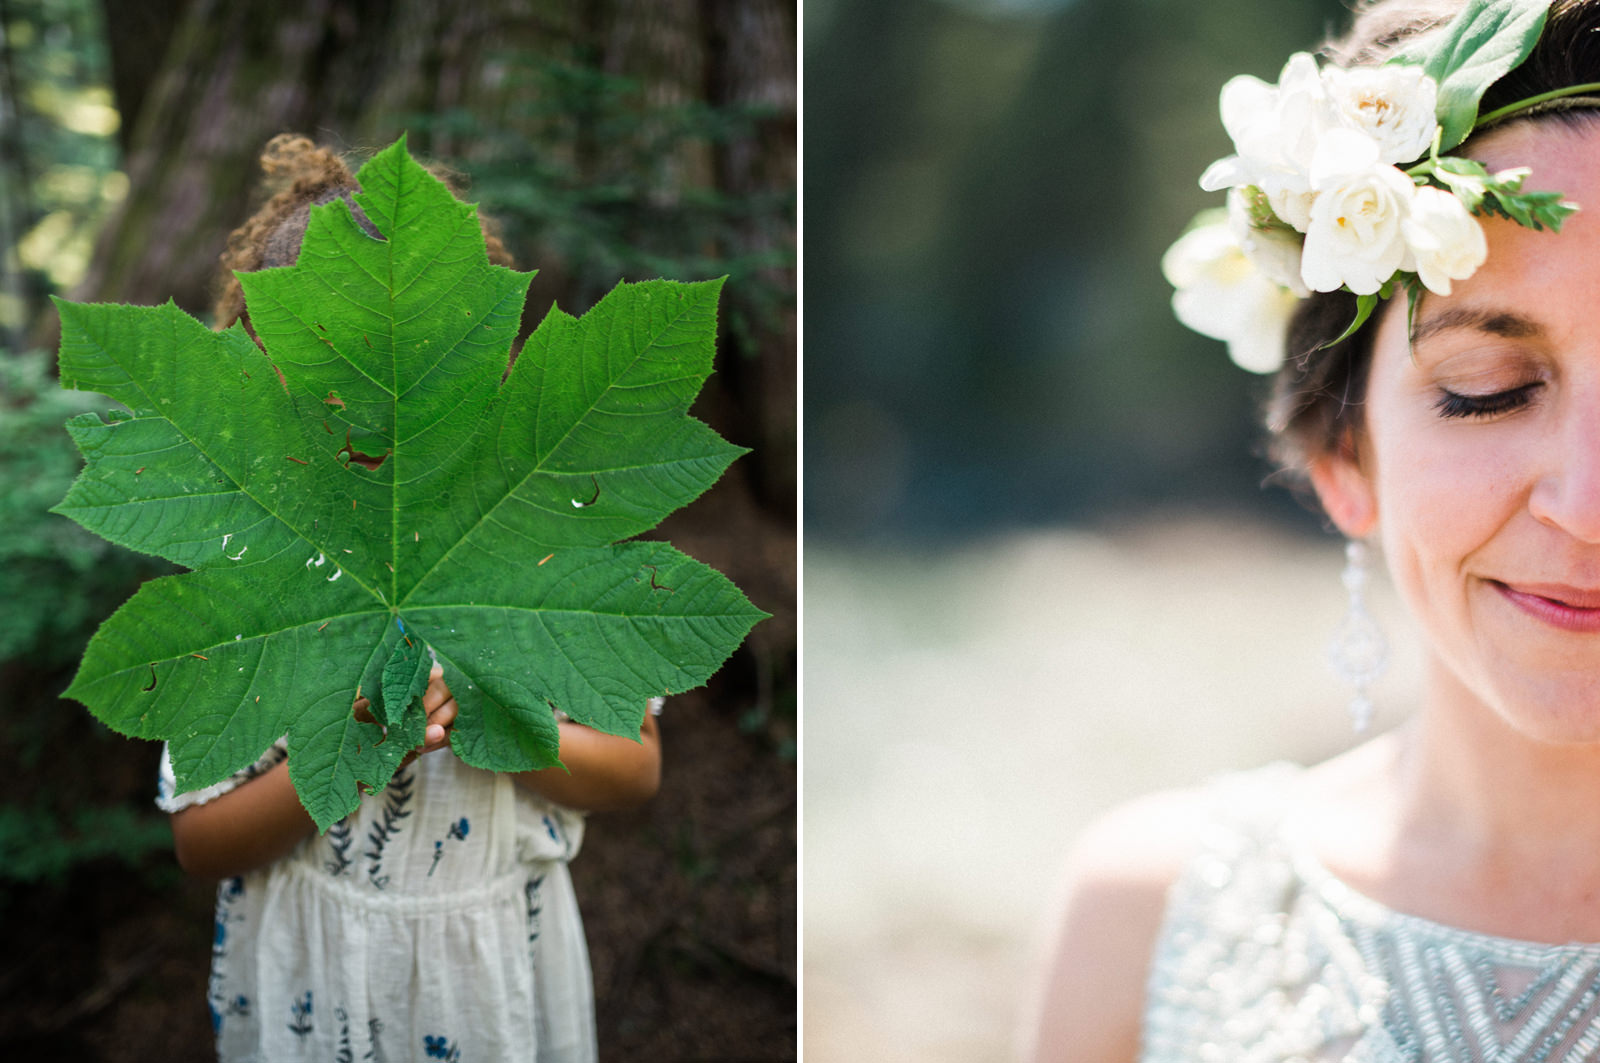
[1301,129,1415,295]
[1162,218,1299,373]
[1227,188,1310,297]
[1324,64,1439,165]
[1403,185,1488,295]
[1201,53,1330,233]
[1170,28,1574,372]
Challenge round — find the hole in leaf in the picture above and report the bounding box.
[338,427,391,471]
[142,664,157,692]
[571,474,600,508]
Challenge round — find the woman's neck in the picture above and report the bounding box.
[1405,653,1600,860]
[1305,654,1600,942]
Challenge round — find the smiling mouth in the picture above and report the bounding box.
[1492,580,1600,632]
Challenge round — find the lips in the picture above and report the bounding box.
[1492,580,1600,632]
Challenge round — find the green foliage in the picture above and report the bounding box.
[0,347,171,666]
[1435,156,1579,231]
[1393,0,1548,151]
[0,0,122,341]
[53,137,766,831]
[0,802,171,884]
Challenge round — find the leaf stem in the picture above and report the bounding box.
[1475,82,1600,129]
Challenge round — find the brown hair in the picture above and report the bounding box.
[1269,0,1600,473]
[214,134,514,331]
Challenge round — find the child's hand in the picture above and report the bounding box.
[351,663,458,766]
[416,663,458,754]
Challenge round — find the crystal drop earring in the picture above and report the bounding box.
[1326,540,1388,733]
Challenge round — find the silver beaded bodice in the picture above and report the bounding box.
[1140,765,1600,1062]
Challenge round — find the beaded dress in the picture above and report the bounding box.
[1140,764,1600,1063]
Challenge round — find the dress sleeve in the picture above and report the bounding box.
[155,738,289,814]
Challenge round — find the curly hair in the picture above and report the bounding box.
[214,134,515,331]
[1268,0,1600,475]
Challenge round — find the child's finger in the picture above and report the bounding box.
[430,697,458,730]
[422,665,450,712]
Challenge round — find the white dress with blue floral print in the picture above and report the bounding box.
[156,707,656,1063]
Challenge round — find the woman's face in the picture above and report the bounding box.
[1320,118,1600,742]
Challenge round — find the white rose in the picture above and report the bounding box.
[1300,129,1415,295]
[1264,186,1317,232]
[1227,187,1310,297]
[1162,217,1300,373]
[1200,53,1331,233]
[1323,64,1439,165]
[1402,186,1487,295]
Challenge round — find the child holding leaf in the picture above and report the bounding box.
[140,135,680,1062]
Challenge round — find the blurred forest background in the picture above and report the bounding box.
[0,0,794,1059]
[805,0,1428,1060]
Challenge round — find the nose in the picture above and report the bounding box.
[1530,391,1600,543]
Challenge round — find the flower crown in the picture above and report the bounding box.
[1164,0,1594,373]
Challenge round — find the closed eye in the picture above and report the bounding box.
[1433,381,1543,419]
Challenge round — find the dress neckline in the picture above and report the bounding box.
[1259,760,1600,965]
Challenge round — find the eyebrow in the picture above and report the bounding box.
[1409,306,1545,345]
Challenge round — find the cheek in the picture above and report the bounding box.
[1370,412,1527,597]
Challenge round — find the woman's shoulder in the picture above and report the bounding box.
[1023,764,1304,1063]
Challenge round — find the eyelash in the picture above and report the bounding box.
[1433,382,1543,419]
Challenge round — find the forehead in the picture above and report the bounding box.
[1414,119,1600,326]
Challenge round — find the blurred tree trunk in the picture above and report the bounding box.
[702,0,796,517]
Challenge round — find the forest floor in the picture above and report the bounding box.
[804,512,1424,1061]
[0,468,795,1062]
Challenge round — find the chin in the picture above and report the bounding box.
[1483,673,1600,747]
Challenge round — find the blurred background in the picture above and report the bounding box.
[0,0,793,1058]
[804,0,1426,1059]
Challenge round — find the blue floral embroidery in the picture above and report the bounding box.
[288,990,314,1036]
[423,1033,461,1060]
[325,816,356,876]
[365,1017,387,1063]
[428,816,472,877]
[526,875,545,945]
[365,764,415,889]
[208,877,247,1038]
[335,1005,354,1063]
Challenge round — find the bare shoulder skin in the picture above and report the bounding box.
[1021,786,1208,1063]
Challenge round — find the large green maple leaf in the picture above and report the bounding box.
[53,136,767,830]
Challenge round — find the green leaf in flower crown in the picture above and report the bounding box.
[52,135,767,831]
[1392,0,1548,152]
[1434,156,1493,212]
[1322,290,1382,351]
[1478,177,1579,231]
